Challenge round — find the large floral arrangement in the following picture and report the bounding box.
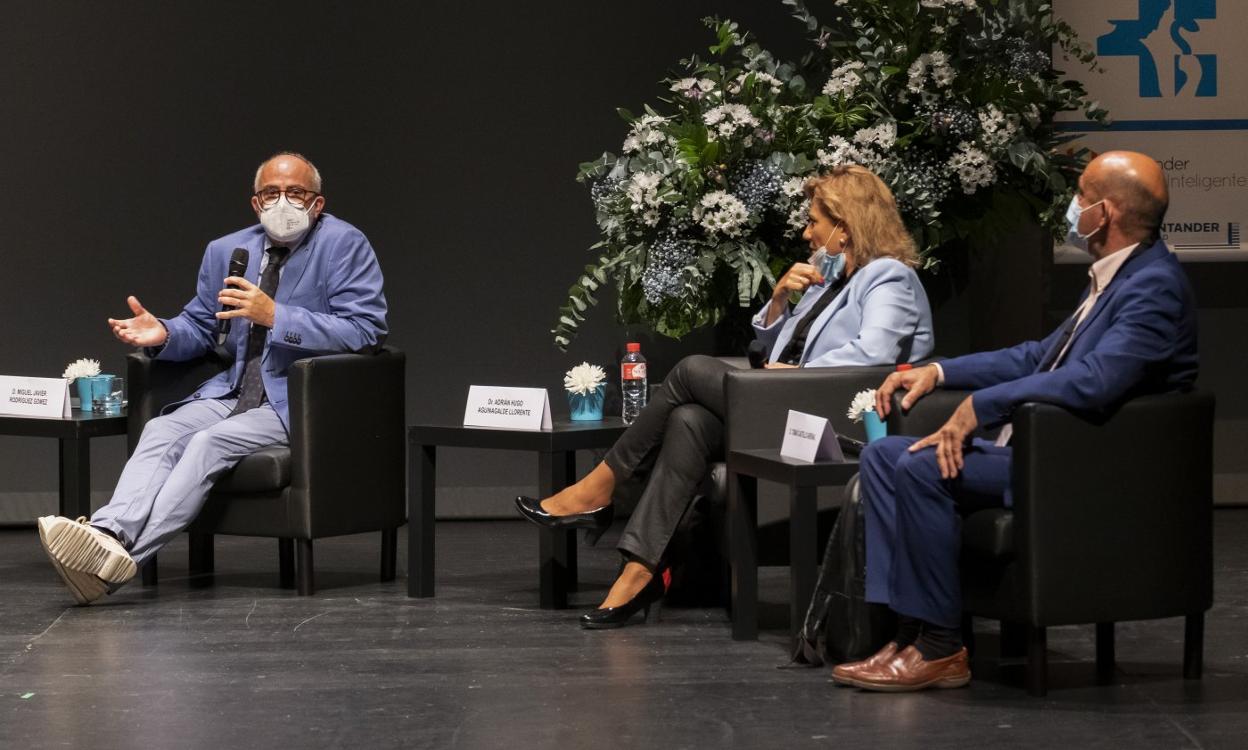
[553,0,1106,349]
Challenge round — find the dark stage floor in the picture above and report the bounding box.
[3,513,1248,749]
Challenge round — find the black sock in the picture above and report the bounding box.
[894,616,921,649]
[915,622,963,660]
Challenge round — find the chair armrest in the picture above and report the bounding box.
[1011,390,1215,623]
[126,353,229,452]
[288,346,407,535]
[885,389,971,438]
[723,365,895,450]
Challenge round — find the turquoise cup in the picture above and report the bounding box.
[568,385,606,421]
[863,410,887,443]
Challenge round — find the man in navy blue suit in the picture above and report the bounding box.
[37,152,388,605]
[833,151,1198,691]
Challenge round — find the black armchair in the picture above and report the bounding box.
[671,364,895,598]
[126,346,406,595]
[887,388,1215,695]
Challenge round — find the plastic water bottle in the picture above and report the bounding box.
[621,342,648,425]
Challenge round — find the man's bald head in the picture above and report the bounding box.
[1082,150,1169,243]
[253,152,323,194]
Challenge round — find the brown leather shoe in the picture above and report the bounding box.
[851,645,971,692]
[831,642,899,688]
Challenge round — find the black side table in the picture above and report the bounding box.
[0,410,129,520]
[727,447,859,642]
[408,418,628,608]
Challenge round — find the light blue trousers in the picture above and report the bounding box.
[91,398,288,567]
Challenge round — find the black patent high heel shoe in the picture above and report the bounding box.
[580,572,666,629]
[513,495,614,546]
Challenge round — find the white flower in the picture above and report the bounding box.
[847,389,877,423]
[703,104,760,138]
[920,0,977,9]
[626,171,664,213]
[696,191,750,237]
[817,135,859,167]
[785,201,810,237]
[564,362,607,396]
[947,142,996,194]
[729,71,783,95]
[977,104,1019,150]
[853,121,897,151]
[908,52,955,94]
[642,209,661,227]
[906,57,929,95]
[780,176,807,199]
[670,77,717,100]
[822,61,866,98]
[621,114,669,154]
[62,358,101,382]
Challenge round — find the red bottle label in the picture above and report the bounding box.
[622,362,647,380]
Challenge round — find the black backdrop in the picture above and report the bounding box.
[2,2,1243,515]
[0,1,811,515]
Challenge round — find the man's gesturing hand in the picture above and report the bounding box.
[874,363,940,418]
[108,296,167,348]
[908,396,978,480]
[217,277,276,328]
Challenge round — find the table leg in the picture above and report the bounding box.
[538,451,577,609]
[58,437,91,520]
[729,470,759,640]
[789,484,818,647]
[407,442,437,598]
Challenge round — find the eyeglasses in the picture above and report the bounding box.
[254,186,319,208]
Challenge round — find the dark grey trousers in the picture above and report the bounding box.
[604,355,731,568]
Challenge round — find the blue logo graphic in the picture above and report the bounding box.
[1098,0,1217,98]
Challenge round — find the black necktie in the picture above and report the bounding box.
[230,248,289,416]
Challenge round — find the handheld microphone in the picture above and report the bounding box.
[747,340,768,369]
[217,248,249,346]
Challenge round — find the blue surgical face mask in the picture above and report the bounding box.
[1065,195,1104,253]
[808,223,847,282]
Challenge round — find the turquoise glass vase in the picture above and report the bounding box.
[568,385,606,421]
[863,410,887,442]
[75,375,113,412]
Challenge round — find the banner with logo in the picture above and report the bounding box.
[1054,0,1247,262]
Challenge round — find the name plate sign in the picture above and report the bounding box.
[779,409,844,463]
[0,375,71,419]
[463,385,552,431]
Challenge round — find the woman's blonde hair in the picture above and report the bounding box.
[804,165,918,268]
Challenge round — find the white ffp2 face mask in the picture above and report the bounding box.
[260,195,315,247]
[1065,195,1104,254]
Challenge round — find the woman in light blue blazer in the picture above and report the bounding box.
[517,164,934,628]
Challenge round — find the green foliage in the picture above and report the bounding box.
[554,0,1108,349]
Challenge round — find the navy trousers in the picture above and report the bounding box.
[859,435,1013,628]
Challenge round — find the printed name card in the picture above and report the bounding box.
[779,409,844,463]
[463,385,553,431]
[0,375,72,419]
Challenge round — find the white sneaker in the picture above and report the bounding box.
[37,516,137,605]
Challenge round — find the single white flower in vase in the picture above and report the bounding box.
[62,358,101,383]
[847,388,888,443]
[63,358,103,412]
[564,362,607,421]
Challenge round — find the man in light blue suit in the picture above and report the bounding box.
[37,152,388,605]
[833,151,1198,691]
